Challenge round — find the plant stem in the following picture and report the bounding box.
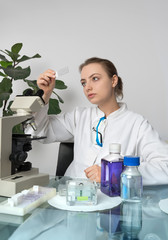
[3,100,7,114]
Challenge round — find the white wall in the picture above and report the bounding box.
[1,0,168,175]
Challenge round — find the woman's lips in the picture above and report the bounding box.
[88,93,96,98]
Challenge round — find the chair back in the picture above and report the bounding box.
[56,142,74,176]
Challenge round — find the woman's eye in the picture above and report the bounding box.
[93,77,99,81]
[81,82,86,87]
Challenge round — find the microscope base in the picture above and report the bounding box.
[0,168,49,197]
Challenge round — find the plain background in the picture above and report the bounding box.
[1,0,168,175]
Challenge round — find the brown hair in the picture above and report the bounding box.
[79,57,123,99]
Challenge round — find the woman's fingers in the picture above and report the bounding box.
[39,75,51,86]
[38,70,56,87]
[37,69,56,103]
[38,71,56,89]
[88,172,98,181]
[84,165,101,182]
[85,168,97,178]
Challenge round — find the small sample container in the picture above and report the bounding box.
[120,156,143,202]
[66,179,97,206]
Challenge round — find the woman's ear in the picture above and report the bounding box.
[112,75,118,88]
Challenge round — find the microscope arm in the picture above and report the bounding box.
[0,114,32,178]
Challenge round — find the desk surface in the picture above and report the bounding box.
[0,177,168,240]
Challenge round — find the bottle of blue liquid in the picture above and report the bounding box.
[120,156,143,202]
[101,143,123,197]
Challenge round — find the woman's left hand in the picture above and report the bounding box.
[84,165,101,182]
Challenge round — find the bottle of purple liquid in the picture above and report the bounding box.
[101,143,123,197]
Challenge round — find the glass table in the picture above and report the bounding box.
[0,177,168,240]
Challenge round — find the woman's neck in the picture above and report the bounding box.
[98,100,120,117]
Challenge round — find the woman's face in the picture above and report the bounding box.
[80,63,117,107]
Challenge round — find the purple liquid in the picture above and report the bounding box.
[101,159,124,197]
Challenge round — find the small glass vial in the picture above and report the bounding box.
[120,156,143,202]
[101,143,123,197]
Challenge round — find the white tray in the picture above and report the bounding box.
[48,190,122,212]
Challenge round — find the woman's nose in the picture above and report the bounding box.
[85,82,92,91]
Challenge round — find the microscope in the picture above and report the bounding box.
[0,90,49,197]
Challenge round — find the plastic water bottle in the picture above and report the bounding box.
[120,156,143,202]
[101,143,123,197]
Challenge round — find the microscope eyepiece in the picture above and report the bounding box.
[35,89,44,97]
[34,89,45,104]
[23,89,45,104]
[24,89,34,96]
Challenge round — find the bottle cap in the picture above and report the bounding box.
[109,143,121,153]
[124,156,140,166]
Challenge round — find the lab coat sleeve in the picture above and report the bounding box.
[136,119,168,185]
[25,103,77,143]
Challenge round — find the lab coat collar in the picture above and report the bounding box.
[96,102,127,119]
[107,102,127,119]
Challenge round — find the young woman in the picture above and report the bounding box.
[29,57,168,185]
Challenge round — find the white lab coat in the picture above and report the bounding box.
[27,102,168,185]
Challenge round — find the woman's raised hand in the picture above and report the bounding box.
[37,69,56,104]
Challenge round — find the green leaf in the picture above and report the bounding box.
[48,98,61,115]
[3,100,15,116]
[3,66,31,80]
[22,88,35,95]
[0,78,12,92]
[0,71,6,77]
[52,91,64,103]
[0,99,3,108]
[55,80,67,90]
[3,109,11,116]
[0,61,12,68]
[7,100,14,114]
[0,93,10,101]
[11,43,23,54]
[17,53,41,63]
[32,53,41,58]
[0,78,12,101]
[3,102,18,121]
[5,49,20,61]
[12,123,24,134]
[0,53,8,61]
[24,79,38,91]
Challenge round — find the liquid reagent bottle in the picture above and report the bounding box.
[101,143,123,197]
[120,156,143,202]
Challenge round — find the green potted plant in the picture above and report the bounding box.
[0,43,67,132]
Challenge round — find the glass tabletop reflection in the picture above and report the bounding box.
[0,177,168,240]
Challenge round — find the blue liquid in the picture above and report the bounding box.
[101,159,124,197]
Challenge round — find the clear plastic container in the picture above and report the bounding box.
[66,179,97,206]
[101,143,123,197]
[120,156,143,202]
